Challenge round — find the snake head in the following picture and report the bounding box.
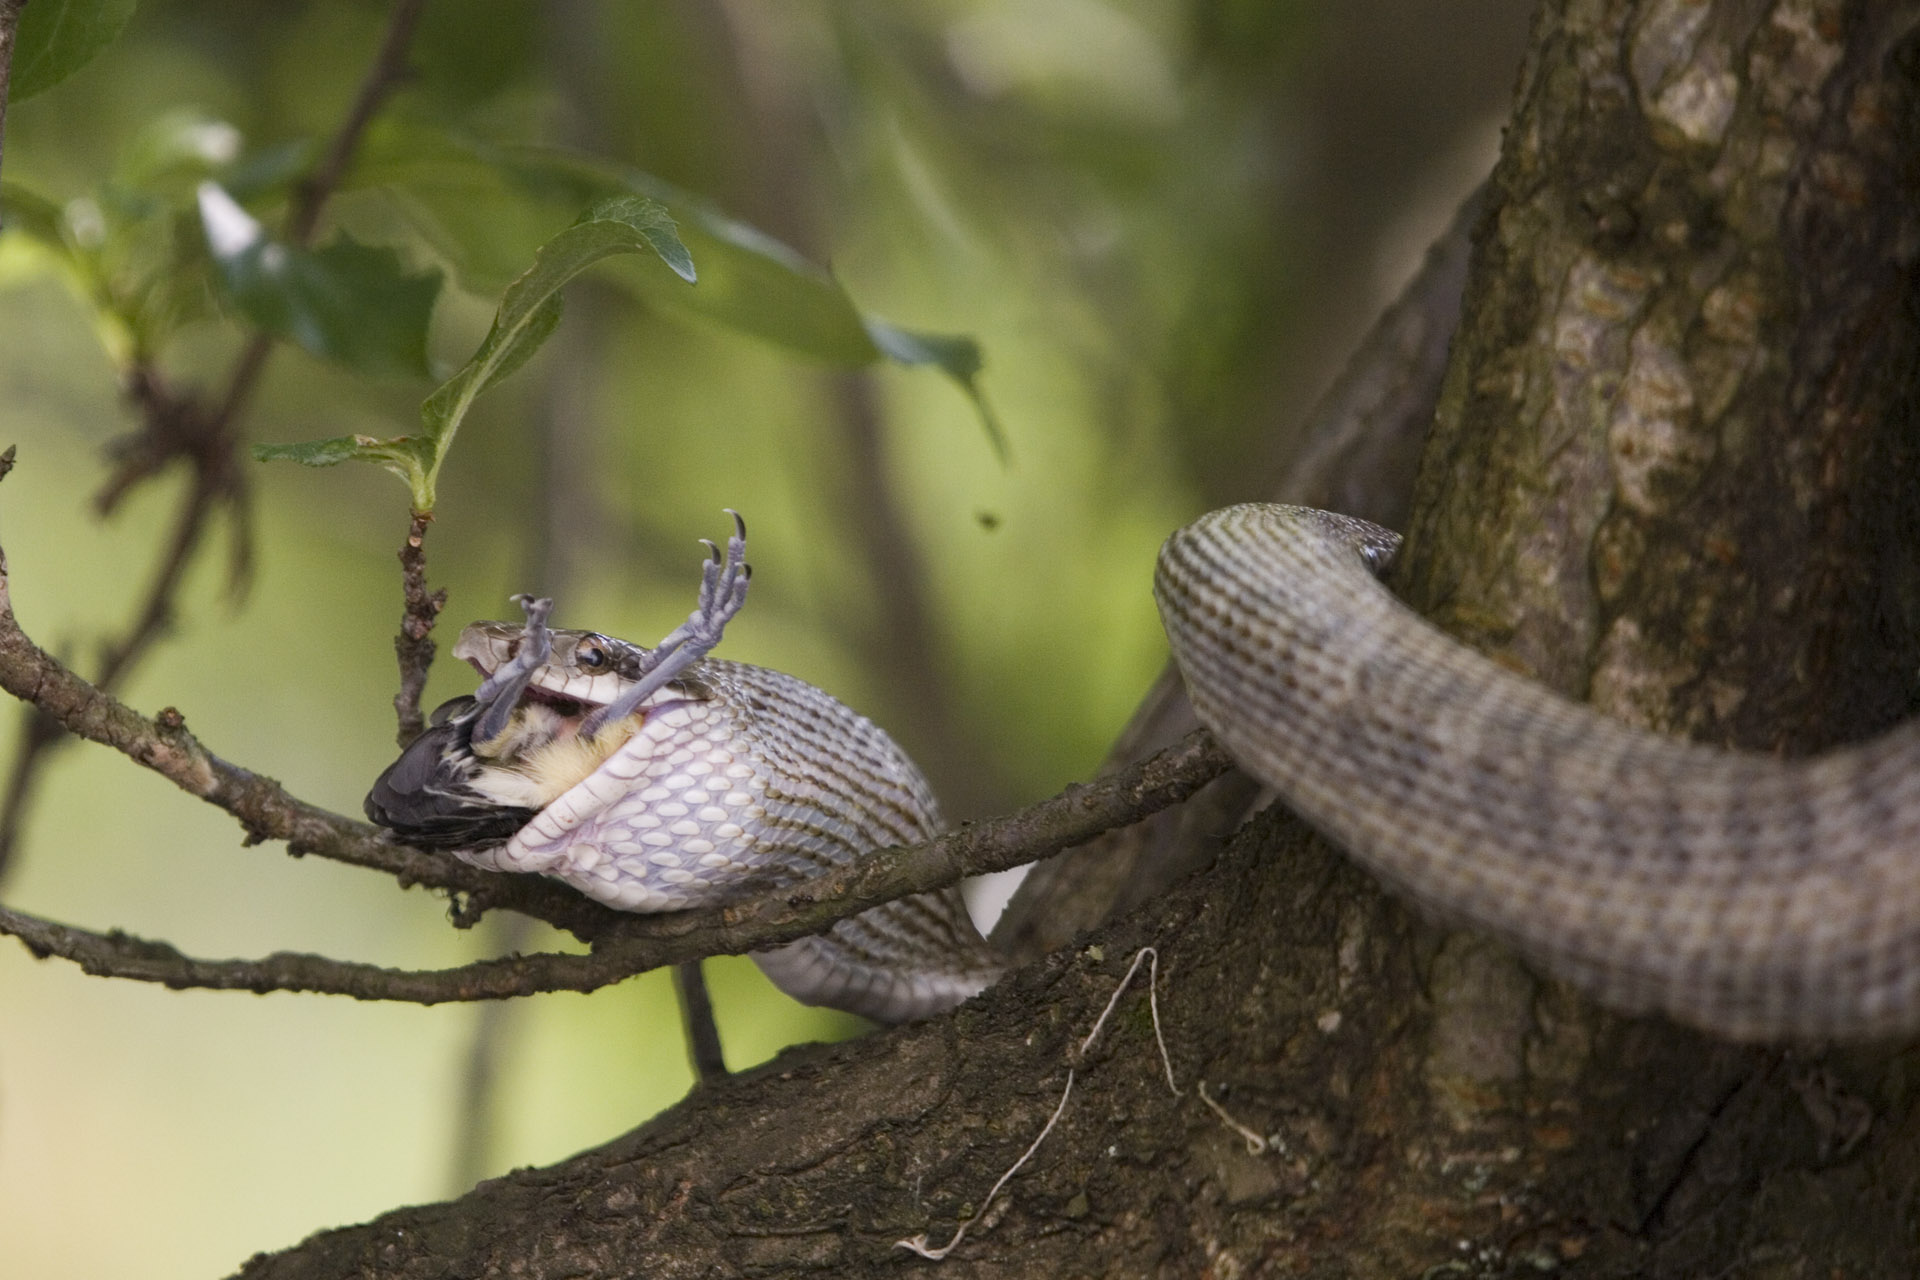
[368,513,752,851]
[364,626,681,850]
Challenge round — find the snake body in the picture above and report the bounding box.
[371,503,1920,1041]
[1156,504,1920,1042]
[368,598,1001,1023]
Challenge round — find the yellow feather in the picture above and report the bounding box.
[468,710,643,810]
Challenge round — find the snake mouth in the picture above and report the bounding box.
[460,638,624,721]
[453,622,675,746]
[458,646,676,755]
[462,661,609,739]
[521,687,595,719]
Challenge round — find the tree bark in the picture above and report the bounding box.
[236,2,1920,1275]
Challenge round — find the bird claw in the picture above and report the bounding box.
[470,595,554,748]
[580,512,751,738]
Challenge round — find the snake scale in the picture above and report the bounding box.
[369,505,1920,1041]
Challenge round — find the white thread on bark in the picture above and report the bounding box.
[895,946,1179,1260]
[1197,1081,1268,1155]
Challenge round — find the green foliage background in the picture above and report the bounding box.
[0,0,1519,1274]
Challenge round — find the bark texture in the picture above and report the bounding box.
[1389,0,1920,1273]
[239,1,1920,1275]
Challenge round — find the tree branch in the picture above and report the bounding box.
[0,901,646,1002]
[393,510,446,746]
[286,0,426,245]
[0,664,1228,1000]
[673,959,728,1080]
[0,447,1234,998]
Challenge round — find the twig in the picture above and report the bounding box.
[674,960,728,1082]
[286,0,426,245]
[0,900,661,1002]
[394,510,446,745]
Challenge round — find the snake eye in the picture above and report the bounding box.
[576,639,608,669]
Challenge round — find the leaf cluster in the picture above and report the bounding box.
[3,104,1000,513]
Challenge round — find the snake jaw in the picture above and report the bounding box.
[453,623,689,730]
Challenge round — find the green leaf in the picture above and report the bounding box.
[593,193,696,283]
[477,148,1005,456]
[414,194,694,502]
[251,434,433,503]
[252,436,385,467]
[359,131,1005,468]
[488,149,881,364]
[198,182,442,378]
[9,0,138,102]
[257,194,696,512]
[0,182,68,249]
[864,317,1008,462]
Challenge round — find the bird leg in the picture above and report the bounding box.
[579,511,751,739]
[469,595,555,751]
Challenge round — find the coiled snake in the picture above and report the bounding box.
[369,506,1920,1040]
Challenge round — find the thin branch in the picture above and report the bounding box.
[314,0,434,749]
[0,723,1228,1000]
[0,901,650,1002]
[394,510,446,746]
[286,0,427,245]
[674,960,728,1081]
[0,719,1231,1003]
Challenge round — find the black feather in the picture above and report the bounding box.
[365,697,537,849]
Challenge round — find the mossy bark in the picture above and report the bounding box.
[238,2,1920,1275]
[1391,0,1920,1272]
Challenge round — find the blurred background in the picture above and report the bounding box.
[0,0,1528,1273]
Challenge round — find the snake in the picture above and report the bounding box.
[365,517,1002,1023]
[1156,504,1920,1043]
[369,505,1920,1041]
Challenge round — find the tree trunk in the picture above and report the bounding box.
[236,2,1920,1275]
